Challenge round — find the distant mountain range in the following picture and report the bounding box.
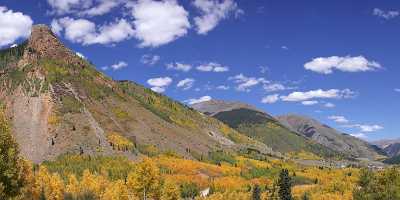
[193,100,385,160]
[374,139,400,163]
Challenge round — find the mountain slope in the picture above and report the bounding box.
[192,100,342,158]
[383,143,400,157]
[277,114,385,160]
[0,25,273,163]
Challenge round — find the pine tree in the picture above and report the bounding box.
[278,169,293,200]
[251,184,261,200]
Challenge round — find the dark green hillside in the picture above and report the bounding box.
[208,108,341,158]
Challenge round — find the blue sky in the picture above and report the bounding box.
[1,0,399,141]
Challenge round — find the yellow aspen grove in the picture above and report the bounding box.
[127,158,162,200]
[161,179,181,200]
[101,180,131,200]
[81,169,109,198]
[46,173,64,200]
[65,174,81,198]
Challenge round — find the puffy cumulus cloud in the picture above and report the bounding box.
[373,8,399,20]
[0,7,33,47]
[301,100,318,106]
[328,115,349,124]
[193,0,242,34]
[147,76,173,93]
[304,56,381,74]
[281,89,355,102]
[51,17,134,45]
[196,62,229,72]
[129,0,190,47]
[141,54,160,65]
[229,74,268,92]
[261,94,279,104]
[177,78,195,90]
[167,62,192,72]
[184,96,212,105]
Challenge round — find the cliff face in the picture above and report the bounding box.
[0,25,272,163]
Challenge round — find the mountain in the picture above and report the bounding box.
[374,138,400,149]
[382,143,400,157]
[192,100,342,158]
[0,25,274,163]
[277,114,386,160]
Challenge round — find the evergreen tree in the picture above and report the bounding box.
[0,110,27,199]
[278,169,293,200]
[252,184,261,200]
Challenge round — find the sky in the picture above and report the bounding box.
[0,0,399,141]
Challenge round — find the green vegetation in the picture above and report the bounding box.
[384,154,400,164]
[0,42,27,70]
[42,154,135,181]
[353,168,400,200]
[0,109,29,199]
[208,150,237,165]
[213,108,343,159]
[278,169,293,200]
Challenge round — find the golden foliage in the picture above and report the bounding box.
[107,132,134,152]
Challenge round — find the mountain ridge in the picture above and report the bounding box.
[0,25,275,163]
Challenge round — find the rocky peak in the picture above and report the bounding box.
[21,24,84,67]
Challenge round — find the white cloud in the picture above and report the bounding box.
[0,7,33,47]
[185,96,212,105]
[229,74,268,92]
[263,83,286,92]
[177,78,195,90]
[373,8,399,20]
[351,133,366,139]
[328,115,349,124]
[193,0,242,34]
[345,124,384,133]
[147,76,173,93]
[110,61,128,70]
[47,0,122,16]
[129,0,190,47]
[47,0,93,15]
[141,54,160,65]
[304,56,381,74]
[301,100,318,106]
[196,62,229,72]
[281,46,288,50]
[52,17,134,45]
[324,102,335,108]
[83,0,121,17]
[281,89,355,102]
[75,52,86,59]
[167,62,192,72]
[395,88,400,92]
[216,85,229,90]
[261,94,279,104]
[259,66,269,74]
